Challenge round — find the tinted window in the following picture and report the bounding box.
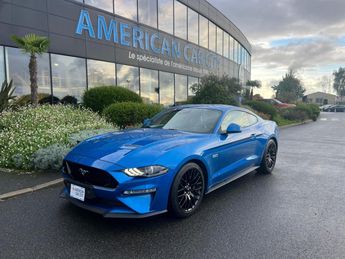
[220,111,258,131]
[115,0,137,21]
[175,74,187,103]
[146,108,222,133]
[199,16,208,49]
[188,76,198,96]
[116,64,139,94]
[209,22,216,52]
[138,0,157,28]
[159,0,173,34]
[51,54,86,101]
[6,47,51,97]
[87,59,115,88]
[159,71,174,106]
[216,27,223,55]
[85,0,113,12]
[174,1,187,39]
[140,68,159,104]
[188,8,198,44]
[0,46,5,85]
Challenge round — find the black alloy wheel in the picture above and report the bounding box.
[258,139,277,174]
[170,163,205,218]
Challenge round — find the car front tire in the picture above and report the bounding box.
[169,163,205,218]
[258,139,277,174]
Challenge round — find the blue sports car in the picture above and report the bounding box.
[60,105,279,218]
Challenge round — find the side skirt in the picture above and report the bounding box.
[205,166,259,195]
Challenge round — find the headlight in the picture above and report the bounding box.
[123,165,168,177]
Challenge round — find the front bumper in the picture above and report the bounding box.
[60,159,174,218]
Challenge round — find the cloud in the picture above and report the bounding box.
[208,0,345,97]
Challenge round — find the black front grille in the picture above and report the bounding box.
[63,160,118,189]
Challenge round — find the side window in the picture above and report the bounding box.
[220,111,258,131]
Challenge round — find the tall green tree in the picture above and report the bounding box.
[11,34,49,106]
[191,74,242,105]
[272,70,305,103]
[246,80,261,100]
[333,67,345,102]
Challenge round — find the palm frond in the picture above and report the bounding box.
[11,33,49,55]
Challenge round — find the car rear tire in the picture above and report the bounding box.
[169,163,205,218]
[258,139,277,174]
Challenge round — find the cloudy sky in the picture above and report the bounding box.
[209,0,345,97]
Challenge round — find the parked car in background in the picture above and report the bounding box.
[320,104,333,111]
[60,105,279,218]
[263,99,296,108]
[324,105,345,112]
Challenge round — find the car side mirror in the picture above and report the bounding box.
[143,118,151,127]
[226,123,242,134]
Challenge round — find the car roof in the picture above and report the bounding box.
[171,104,248,113]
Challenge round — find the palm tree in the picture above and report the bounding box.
[11,34,49,106]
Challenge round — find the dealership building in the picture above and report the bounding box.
[0,0,251,105]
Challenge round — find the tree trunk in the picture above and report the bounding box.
[29,54,38,106]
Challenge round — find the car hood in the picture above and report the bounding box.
[66,128,207,167]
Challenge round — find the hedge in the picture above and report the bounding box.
[83,86,142,113]
[245,100,277,119]
[103,102,163,129]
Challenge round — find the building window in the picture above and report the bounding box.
[6,47,51,97]
[175,74,187,103]
[0,46,4,84]
[115,0,137,21]
[188,76,198,96]
[174,0,187,40]
[229,36,234,61]
[87,59,115,88]
[223,33,229,59]
[199,15,208,49]
[51,54,86,101]
[216,27,223,56]
[209,22,216,52]
[158,0,173,35]
[188,8,198,45]
[138,0,157,28]
[116,64,139,94]
[140,68,159,104]
[84,0,113,13]
[159,71,174,106]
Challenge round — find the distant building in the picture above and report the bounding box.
[303,92,337,105]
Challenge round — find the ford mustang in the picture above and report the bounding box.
[60,104,279,218]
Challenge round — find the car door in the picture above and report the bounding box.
[207,110,260,185]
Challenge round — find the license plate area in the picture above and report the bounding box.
[70,184,86,201]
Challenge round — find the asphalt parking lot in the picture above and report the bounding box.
[1,112,345,259]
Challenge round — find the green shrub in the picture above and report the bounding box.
[14,93,50,106]
[83,86,142,113]
[0,80,16,113]
[280,108,309,122]
[61,95,78,105]
[295,103,320,121]
[103,102,163,129]
[0,105,113,170]
[39,95,61,105]
[245,100,277,119]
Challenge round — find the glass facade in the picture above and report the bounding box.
[209,22,216,52]
[116,64,139,94]
[159,0,173,35]
[87,59,115,88]
[223,33,229,59]
[115,0,137,21]
[216,27,223,56]
[140,68,159,104]
[159,71,174,105]
[138,0,157,28]
[85,0,113,12]
[0,46,4,84]
[51,54,86,100]
[188,76,198,96]
[199,15,208,49]
[6,47,51,97]
[175,74,187,103]
[188,8,199,45]
[174,1,187,40]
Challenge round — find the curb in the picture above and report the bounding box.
[279,120,313,129]
[0,178,63,201]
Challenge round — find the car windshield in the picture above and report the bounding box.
[144,108,222,134]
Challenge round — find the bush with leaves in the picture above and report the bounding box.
[190,75,241,105]
[83,86,142,113]
[103,102,163,129]
[61,95,78,106]
[0,80,16,113]
[14,93,50,107]
[295,103,320,121]
[244,100,277,119]
[0,105,113,170]
[280,108,309,122]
